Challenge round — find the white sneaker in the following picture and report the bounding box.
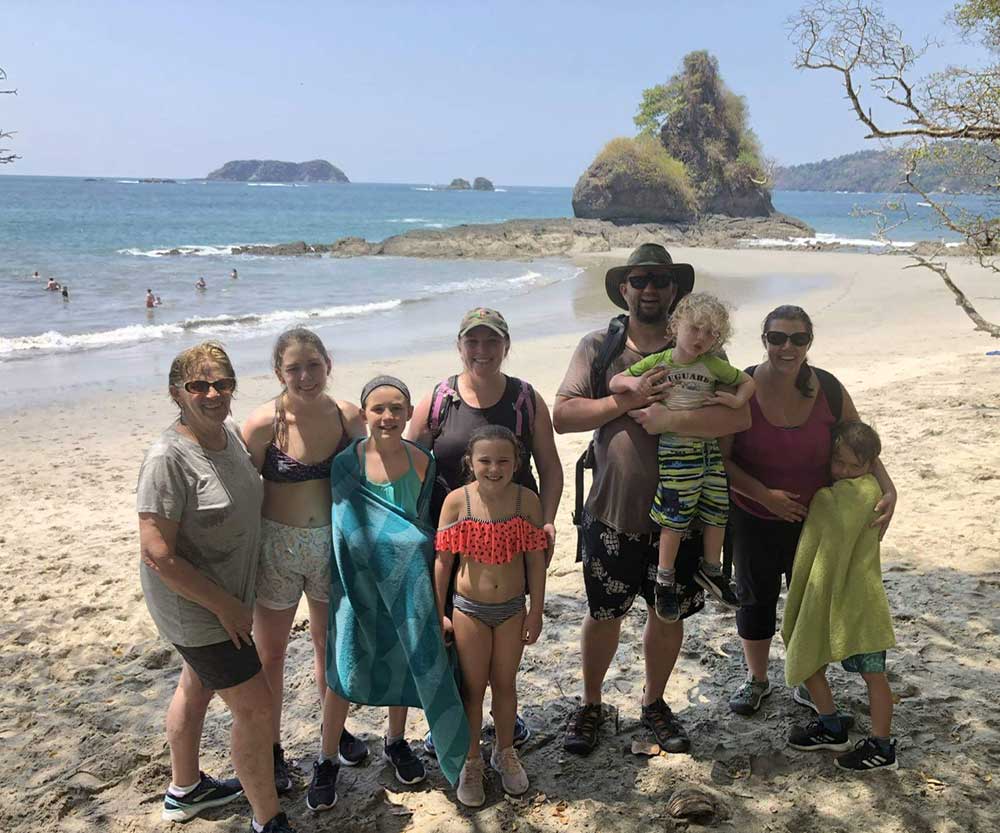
[456,756,485,807]
[490,745,529,796]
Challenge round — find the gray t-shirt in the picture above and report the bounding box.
[137,420,263,647]
[557,328,662,536]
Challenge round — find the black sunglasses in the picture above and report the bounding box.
[627,273,675,290]
[184,377,236,394]
[764,331,812,347]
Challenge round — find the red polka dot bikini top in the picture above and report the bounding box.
[435,485,548,565]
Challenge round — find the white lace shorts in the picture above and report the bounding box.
[255,519,332,609]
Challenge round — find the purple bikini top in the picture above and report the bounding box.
[261,404,350,483]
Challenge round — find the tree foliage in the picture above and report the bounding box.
[1,66,16,165]
[591,135,698,215]
[790,0,1000,337]
[634,50,769,204]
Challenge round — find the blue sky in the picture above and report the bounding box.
[1,0,984,184]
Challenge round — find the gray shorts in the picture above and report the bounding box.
[255,519,331,609]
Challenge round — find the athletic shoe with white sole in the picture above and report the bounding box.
[788,718,852,752]
[835,737,898,772]
[162,772,243,822]
[306,759,339,812]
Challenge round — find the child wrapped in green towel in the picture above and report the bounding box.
[783,422,899,772]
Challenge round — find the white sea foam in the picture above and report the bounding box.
[739,233,916,249]
[117,244,262,257]
[0,300,403,359]
[116,179,140,184]
[424,223,445,228]
[494,188,508,192]
[411,187,435,191]
[247,182,294,187]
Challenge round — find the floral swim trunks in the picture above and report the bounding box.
[255,518,332,609]
[840,651,887,674]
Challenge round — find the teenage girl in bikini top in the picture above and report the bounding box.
[433,424,548,808]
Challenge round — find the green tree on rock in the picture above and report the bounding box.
[635,50,769,209]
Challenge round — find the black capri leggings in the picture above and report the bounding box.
[731,503,803,641]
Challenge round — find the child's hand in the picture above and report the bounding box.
[440,616,455,646]
[523,609,543,645]
[637,366,671,400]
[870,489,896,539]
[709,390,743,409]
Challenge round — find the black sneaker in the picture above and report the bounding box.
[640,698,691,753]
[338,727,370,767]
[306,759,339,812]
[654,582,680,623]
[835,737,898,772]
[694,567,740,609]
[383,738,426,785]
[272,744,293,795]
[564,703,603,755]
[162,772,243,822]
[788,718,852,752]
[255,811,297,832]
[425,712,531,757]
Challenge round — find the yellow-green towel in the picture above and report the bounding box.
[781,475,895,686]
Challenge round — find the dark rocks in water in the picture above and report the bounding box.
[206,159,349,183]
[139,178,177,184]
[227,214,815,259]
[447,178,471,190]
[473,177,495,191]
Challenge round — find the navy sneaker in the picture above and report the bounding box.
[383,738,426,785]
[788,718,852,752]
[162,772,243,822]
[338,727,370,767]
[306,759,339,811]
[255,811,297,832]
[654,582,681,623]
[272,744,293,794]
[835,737,898,772]
[424,713,530,756]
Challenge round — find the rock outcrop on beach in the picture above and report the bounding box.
[575,51,774,221]
[446,178,471,190]
[473,177,495,191]
[206,159,349,183]
[226,214,814,259]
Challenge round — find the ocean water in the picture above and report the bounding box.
[0,176,991,409]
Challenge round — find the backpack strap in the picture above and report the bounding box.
[428,374,460,439]
[511,378,536,438]
[814,367,844,422]
[590,314,629,399]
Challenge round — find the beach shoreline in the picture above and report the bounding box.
[3,246,999,832]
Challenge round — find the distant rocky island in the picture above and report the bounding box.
[445,177,494,191]
[773,145,992,193]
[206,159,349,183]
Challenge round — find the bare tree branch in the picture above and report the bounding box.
[1,66,18,164]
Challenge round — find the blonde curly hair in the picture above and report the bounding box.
[667,292,733,348]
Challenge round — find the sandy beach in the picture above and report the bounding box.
[2,247,998,832]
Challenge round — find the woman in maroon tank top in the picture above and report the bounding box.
[720,306,896,717]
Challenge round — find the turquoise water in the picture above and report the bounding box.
[0,175,990,408]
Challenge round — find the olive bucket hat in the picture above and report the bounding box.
[604,243,695,310]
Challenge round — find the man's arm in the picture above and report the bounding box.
[553,388,649,434]
[629,400,751,439]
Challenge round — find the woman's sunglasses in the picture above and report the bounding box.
[627,274,675,290]
[184,377,236,394]
[764,331,812,347]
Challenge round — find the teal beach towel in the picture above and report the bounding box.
[327,440,469,785]
[781,475,896,686]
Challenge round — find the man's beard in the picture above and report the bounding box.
[633,303,668,325]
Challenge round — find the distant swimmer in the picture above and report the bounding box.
[33,271,40,280]
[146,288,156,309]
[154,295,163,306]
[62,285,69,301]
[46,278,61,291]
[195,276,207,290]
[231,268,239,280]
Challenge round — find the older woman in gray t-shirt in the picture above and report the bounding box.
[137,342,295,833]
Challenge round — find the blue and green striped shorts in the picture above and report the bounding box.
[650,434,729,532]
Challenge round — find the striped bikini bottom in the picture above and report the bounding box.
[452,592,526,629]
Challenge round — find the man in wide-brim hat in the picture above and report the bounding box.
[552,242,750,758]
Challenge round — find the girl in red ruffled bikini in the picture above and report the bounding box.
[434,425,548,807]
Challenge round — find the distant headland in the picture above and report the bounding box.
[206,159,349,183]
